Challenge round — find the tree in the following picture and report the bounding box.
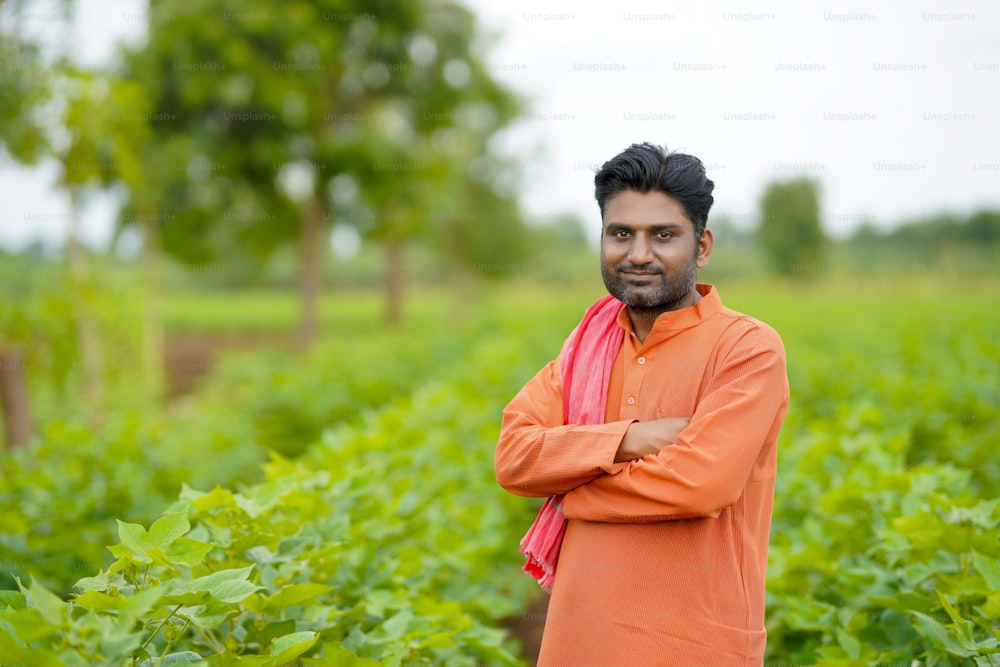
[964,210,1000,246]
[59,65,170,408]
[0,7,51,443]
[119,0,526,341]
[757,177,826,277]
[0,15,50,165]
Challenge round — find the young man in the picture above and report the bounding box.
[495,143,789,666]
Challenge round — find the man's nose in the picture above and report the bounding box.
[628,235,653,265]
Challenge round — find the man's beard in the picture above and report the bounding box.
[601,256,698,315]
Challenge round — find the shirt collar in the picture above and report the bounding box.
[615,283,722,335]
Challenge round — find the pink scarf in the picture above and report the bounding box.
[519,294,625,591]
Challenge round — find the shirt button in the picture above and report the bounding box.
[637,357,646,365]
[627,396,636,405]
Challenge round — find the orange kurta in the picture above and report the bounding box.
[495,284,789,666]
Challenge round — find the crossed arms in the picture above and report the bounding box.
[494,326,789,522]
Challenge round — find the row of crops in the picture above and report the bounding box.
[1,278,999,665]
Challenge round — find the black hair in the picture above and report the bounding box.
[594,142,715,238]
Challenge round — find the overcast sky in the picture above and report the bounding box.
[2,0,999,251]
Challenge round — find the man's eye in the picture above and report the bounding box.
[615,230,630,239]
[656,232,673,240]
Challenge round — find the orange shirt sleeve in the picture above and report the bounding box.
[495,359,636,498]
[561,325,789,521]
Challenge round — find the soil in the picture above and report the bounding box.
[164,332,294,398]
[500,593,549,666]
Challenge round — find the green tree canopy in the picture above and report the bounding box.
[757,176,826,277]
[116,0,526,334]
[0,24,50,165]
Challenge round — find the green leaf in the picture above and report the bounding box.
[74,570,112,593]
[24,578,67,625]
[111,513,191,563]
[379,609,413,641]
[73,590,123,612]
[270,630,318,661]
[185,486,239,512]
[234,476,296,518]
[261,583,332,610]
[0,609,59,643]
[243,618,296,647]
[979,591,1000,619]
[163,537,213,567]
[178,603,237,630]
[836,629,861,659]
[0,628,63,667]
[422,631,456,648]
[301,647,380,667]
[936,591,977,650]
[149,512,191,549]
[946,498,1000,529]
[138,651,207,666]
[908,611,974,657]
[73,586,162,618]
[114,520,154,561]
[165,566,261,605]
[0,591,26,610]
[972,550,1000,590]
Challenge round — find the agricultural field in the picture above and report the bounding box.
[1,275,999,665]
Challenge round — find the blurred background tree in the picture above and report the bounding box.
[117,0,526,341]
[757,176,827,278]
[0,31,50,164]
[842,209,1000,273]
[0,23,52,445]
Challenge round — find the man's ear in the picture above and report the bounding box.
[696,227,714,269]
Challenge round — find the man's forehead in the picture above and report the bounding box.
[602,190,693,227]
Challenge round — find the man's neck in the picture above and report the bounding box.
[628,288,703,344]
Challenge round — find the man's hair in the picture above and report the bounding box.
[594,142,715,238]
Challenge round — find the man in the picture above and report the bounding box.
[495,142,789,666]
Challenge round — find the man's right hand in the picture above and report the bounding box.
[614,417,691,463]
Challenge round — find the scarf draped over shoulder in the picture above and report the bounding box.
[518,294,625,591]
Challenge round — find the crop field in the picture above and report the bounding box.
[1,276,999,666]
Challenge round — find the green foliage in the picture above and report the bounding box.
[842,209,1000,274]
[116,0,528,279]
[3,278,999,665]
[754,280,1000,666]
[0,312,569,665]
[0,24,50,164]
[757,177,827,277]
[0,290,562,594]
[0,258,148,425]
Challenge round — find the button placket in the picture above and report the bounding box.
[622,342,649,418]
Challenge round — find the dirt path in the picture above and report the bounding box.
[164,332,294,398]
[501,594,549,665]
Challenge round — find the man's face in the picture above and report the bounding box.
[600,189,713,310]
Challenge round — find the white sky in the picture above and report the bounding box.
[2,0,999,250]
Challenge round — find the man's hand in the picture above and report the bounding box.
[614,417,691,463]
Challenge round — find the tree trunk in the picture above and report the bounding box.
[0,346,33,448]
[140,206,166,401]
[67,187,105,429]
[385,239,404,328]
[297,195,325,351]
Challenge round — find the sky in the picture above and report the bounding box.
[1,0,999,251]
